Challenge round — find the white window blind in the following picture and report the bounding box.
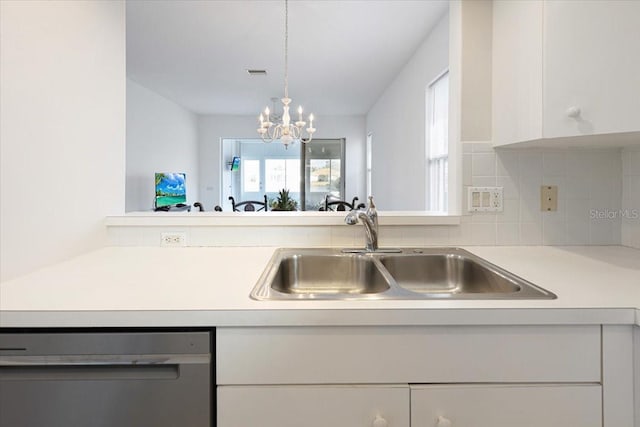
[366,133,372,197]
[426,71,449,212]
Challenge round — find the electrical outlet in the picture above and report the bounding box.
[541,185,558,212]
[467,187,503,212]
[492,189,503,210]
[161,232,187,247]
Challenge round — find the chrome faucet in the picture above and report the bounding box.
[345,196,378,251]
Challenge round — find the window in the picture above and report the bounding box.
[265,159,300,192]
[242,159,260,193]
[309,159,340,193]
[222,138,344,211]
[426,71,449,212]
[302,140,345,210]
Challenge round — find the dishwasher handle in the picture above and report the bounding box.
[0,364,180,381]
[0,354,209,366]
[0,354,208,381]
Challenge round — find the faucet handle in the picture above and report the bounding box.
[366,196,377,216]
[344,210,358,225]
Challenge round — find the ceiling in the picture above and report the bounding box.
[126,0,448,116]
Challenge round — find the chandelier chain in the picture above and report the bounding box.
[284,0,289,99]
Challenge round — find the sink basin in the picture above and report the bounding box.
[271,254,391,295]
[251,248,556,300]
[379,254,519,294]
[252,251,391,300]
[377,248,554,298]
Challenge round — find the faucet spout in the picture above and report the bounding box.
[357,212,378,251]
[344,196,379,251]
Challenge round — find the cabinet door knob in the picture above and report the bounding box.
[566,106,581,118]
[372,415,389,427]
[437,416,452,427]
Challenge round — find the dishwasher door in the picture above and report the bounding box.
[0,332,211,427]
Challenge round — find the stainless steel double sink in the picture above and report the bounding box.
[250,248,556,300]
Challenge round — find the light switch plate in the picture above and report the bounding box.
[467,187,503,212]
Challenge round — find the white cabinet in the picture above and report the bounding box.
[217,326,606,426]
[635,326,640,427]
[218,384,602,427]
[217,325,600,384]
[218,385,409,427]
[411,384,602,427]
[493,0,640,147]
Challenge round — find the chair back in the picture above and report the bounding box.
[229,195,268,212]
[323,196,365,212]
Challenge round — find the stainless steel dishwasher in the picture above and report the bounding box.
[0,331,211,427]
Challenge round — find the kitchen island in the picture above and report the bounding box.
[1,245,639,427]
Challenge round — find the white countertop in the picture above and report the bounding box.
[106,211,461,226]
[1,246,639,327]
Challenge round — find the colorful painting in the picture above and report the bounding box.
[155,172,186,208]
[231,156,240,171]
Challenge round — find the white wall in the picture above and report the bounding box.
[460,0,492,141]
[621,146,640,249]
[198,115,365,210]
[366,12,449,210]
[198,116,269,210]
[126,79,199,211]
[0,1,125,281]
[110,141,626,248]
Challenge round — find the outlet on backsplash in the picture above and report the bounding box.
[161,232,187,247]
[541,186,558,212]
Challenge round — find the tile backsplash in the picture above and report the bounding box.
[463,142,622,246]
[622,146,640,249]
[108,142,639,248]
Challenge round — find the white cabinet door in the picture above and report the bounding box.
[411,384,602,427]
[543,0,640,139]
[492,0,544,146]
[218,385,409,427]
[492,0,640,146]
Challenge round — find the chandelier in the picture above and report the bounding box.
[257,0,316,149]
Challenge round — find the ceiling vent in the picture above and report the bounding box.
[247,69,267,76]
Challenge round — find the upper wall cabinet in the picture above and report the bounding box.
[492,0,640,147]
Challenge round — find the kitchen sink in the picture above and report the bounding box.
[250,248,557,300]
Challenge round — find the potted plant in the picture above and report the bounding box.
[270,189,298,211]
